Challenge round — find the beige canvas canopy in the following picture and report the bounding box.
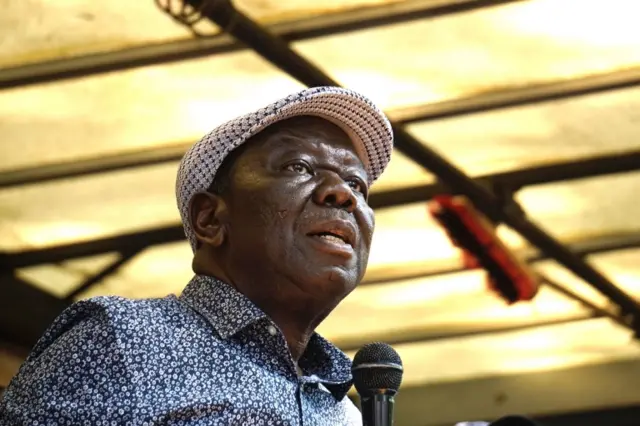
[1,1,639,424]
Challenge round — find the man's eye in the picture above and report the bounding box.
[347,179,366,195]
[284,162,312,174]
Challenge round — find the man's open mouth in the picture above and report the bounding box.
[311,232,349,245]
[306,220,356,248]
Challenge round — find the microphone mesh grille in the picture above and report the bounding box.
[352,342,403,394]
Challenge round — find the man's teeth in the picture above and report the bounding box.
[317,234,346,244]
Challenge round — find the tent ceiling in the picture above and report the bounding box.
[1,0,640,419]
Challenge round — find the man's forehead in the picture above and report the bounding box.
[256,116,356,148]
[261,116,348,138]
[253,116,361,156]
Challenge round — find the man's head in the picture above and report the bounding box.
[176,87,393,318]
[189,116,373,303]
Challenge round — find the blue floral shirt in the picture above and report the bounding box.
[0,275,361,425]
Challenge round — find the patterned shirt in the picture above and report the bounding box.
[0,275,361,425]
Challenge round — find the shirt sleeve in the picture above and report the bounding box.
[0,299,137,425]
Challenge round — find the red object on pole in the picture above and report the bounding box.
[428,195,540,304]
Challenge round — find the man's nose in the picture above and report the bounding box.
[312,173,357,213]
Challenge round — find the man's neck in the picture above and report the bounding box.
[193,261,330,362]
[265,310,316,362]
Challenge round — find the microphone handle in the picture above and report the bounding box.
[360,393,395,426]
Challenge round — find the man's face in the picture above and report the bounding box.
[221,116,374,306]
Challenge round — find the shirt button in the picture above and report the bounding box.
[267,325,277,336]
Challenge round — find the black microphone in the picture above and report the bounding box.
[490,416,541,425]
[352,342,404,426]
[458,415,541,425]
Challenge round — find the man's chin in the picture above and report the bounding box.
[305,265,360,295]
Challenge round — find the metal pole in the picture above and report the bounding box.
[186,0,640,326]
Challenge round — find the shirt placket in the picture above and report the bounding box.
[263,321,307,426]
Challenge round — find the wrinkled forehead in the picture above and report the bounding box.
[246,116,365,164]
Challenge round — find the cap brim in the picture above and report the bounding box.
[240,86,393,185]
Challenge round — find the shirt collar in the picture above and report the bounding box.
[299,333,354,400]
[180,274,354,400]
[180,274,267,339]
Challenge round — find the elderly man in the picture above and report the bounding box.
[0,86,394,425]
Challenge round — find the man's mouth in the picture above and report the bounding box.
[306,220,357,256]
[312,231,349,246]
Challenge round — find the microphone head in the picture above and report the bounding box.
[351,342,403,396]
[490,416,540,425]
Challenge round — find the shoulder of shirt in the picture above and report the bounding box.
[68,294,183,320]
[55,294,185,327]
[28,294,193,358]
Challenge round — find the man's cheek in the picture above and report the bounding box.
[238,191,281,227]
[255,202,292,228]
[359,210,375,246]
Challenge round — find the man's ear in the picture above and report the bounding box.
[189,192,230,248]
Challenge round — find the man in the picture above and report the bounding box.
[0,86,394,425]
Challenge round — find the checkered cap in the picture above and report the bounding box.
[176,86,394,251]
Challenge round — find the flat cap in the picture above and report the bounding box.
[176,86,394,251]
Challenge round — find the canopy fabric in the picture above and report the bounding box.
[1,0,640,422]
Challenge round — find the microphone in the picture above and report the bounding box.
[457,415,541,425]
[490,416,541,425]
[351,342,404,426]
